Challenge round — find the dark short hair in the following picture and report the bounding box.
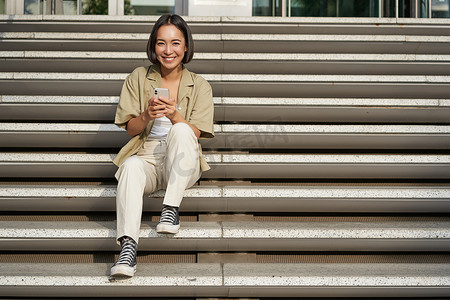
[147,14,194,65]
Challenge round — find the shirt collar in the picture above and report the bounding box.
[146,64,193,83]
[146,64,194,100]
[146,64,161,84]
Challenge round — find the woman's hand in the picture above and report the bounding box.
[147,96,166,119]
[149,95,177,120]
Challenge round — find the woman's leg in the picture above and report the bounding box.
[156,123,201,234]
[163,122,201,207]
[115,155,158,244]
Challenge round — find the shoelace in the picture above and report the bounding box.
[115,237,137,266]
[159,205,179,224]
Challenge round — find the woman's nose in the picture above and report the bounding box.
[164,45,172,54]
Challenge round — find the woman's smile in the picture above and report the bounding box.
[162,56,176,62]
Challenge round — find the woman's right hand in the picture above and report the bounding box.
[147,96,168,119]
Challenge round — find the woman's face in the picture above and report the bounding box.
[155,24,187,73]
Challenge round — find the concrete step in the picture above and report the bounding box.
[214,97,450,123]
[220,34,450,55]
[1,95,449,123]
[1,123,449,149]
[2,15,449,35]
[1,152,449,179]
[2,184,449,213]
[2,251,448,264]
[1,72,449,98]
[1,31,449,54]
[205,124,450,149]
[0,95,119,121]
[0,15,218,34]
[1,218,449,251]
[218,17,450,35]
[0,32,220,52]
[1,262,448,297]
[2,51,449,75]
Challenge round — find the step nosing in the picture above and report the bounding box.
[0,263,449,288]
[2,72,450,83]
[2,51,450,62]
[2,32,450,42]
[2,123,450,134]
[1,221,449,239]
[1,153,450,163]
[2,96,448,107]
[1,185,450,198]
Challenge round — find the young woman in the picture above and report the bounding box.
[110,14,214,278]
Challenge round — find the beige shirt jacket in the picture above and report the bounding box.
[113,64,215,172]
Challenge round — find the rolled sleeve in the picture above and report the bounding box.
[188,77,215,139]
[114,71,141,130]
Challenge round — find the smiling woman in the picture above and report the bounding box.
[110,14,214,279]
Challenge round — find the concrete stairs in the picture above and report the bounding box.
[0,15,449,298]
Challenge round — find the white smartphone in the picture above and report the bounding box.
[154,88,169,100]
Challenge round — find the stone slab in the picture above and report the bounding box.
[0,263,222,286]
[223,263,450,286]
[1,184,449,213]
[1,72,450,83]
[2,51,449,62]
[1,220,448,240]
[1,152,449,164]
[0,32,218,41]
[221,221,450,239]
[0,262,448,297]
[2,95,448,107]
[2,123,450,134]
[0,221,222,239]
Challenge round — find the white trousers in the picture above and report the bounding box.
[115,123,201,244]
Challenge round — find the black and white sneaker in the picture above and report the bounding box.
[156,204,180,234]
[110,236,137,278]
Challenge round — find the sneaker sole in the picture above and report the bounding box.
[156,222,180,234]
[110,264,136,278]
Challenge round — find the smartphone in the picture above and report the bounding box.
[154,88,169,100]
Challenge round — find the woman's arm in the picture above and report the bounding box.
[126,110,152,137]
[126,96,169,137]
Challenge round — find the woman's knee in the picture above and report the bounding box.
[116,156,146,178]
[123,156,145,169]
[167,123,197,146]
[170,122,194,137]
